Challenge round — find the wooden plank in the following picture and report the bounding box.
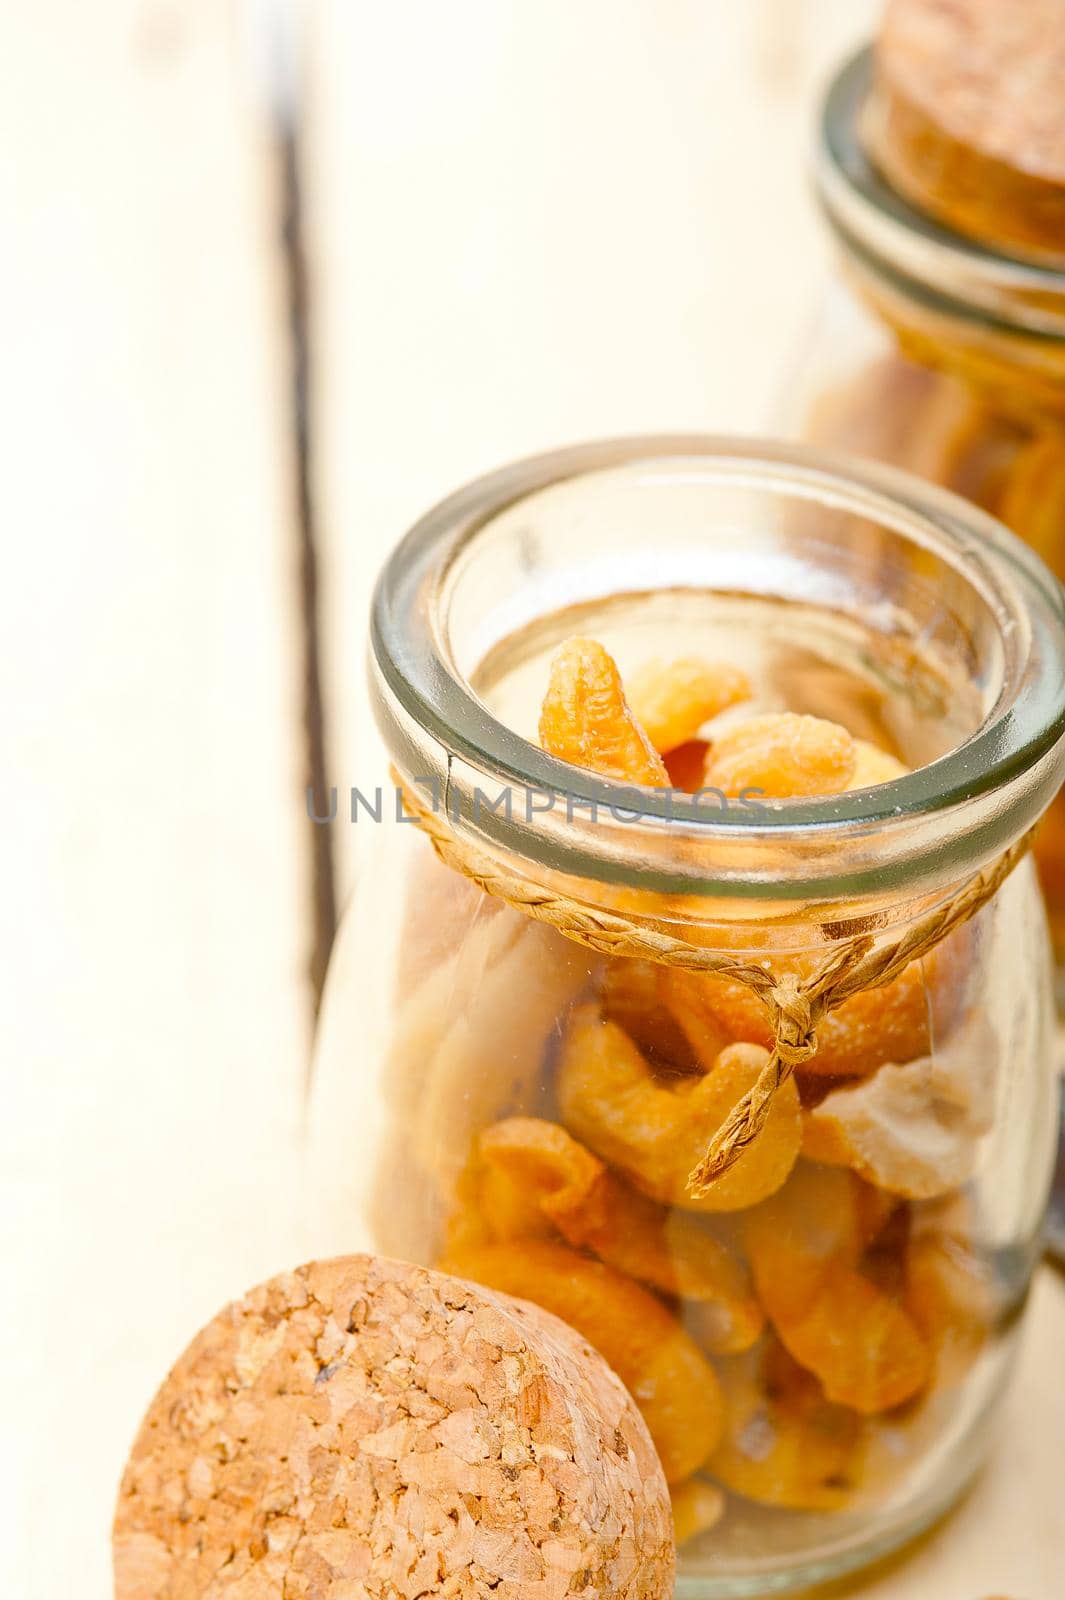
[0,3,312,1593]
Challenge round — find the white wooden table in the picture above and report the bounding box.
[1,3,310,1591]
[4,4,1061,1596]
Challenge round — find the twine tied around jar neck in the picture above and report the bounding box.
[396,776,1036,1197]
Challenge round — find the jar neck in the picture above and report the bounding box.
[371,438,1065,910]
[386,736,1059,921]
[394,782,1040,961]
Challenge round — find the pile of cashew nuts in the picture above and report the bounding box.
[383,644,1000,1543]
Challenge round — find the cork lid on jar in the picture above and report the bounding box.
[864,0,1065,265]
[112,1254,675,1600]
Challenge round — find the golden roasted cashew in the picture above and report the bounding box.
[661,928,970,1078]
[766,1261,930,1415]
[625,657,751,755]
[655,969,735,1073]
[708,1338,864,1511]
[556,1005,801,1212]
[670,1478,725,1547]
[848,738,908,788]
[474,1116,763,1353]
[445,1147,558,1255]
[740,1159,875,1272]
[599,958,701,1071]
[702,712,856,798]
[440,1238,724,1483]
[742,1163,930,1414]
[905,1196,993,1387]
[538,637,669,786]
[478,1115,603,1220]
[801,1010,997,1199]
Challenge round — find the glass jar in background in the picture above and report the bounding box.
[789,45,1065,968]
[308,439,1065,1596]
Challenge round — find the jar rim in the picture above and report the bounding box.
[370,435,1065,901]
[815,47,1065,343]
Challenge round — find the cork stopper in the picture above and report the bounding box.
[113,1254,675,1599]
[866,0,1065,264]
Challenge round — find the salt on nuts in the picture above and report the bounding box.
[800,1010,998,1199]
[556,1005,801,1213]
[848,738,908,788]
[708,1339,864,1511]
[742,1164,931,1414]
[702,712,856,798]
[475,1117,764,1353]
[440,1238,725,1483]
[538,637,669,787]
[625,657,751,755]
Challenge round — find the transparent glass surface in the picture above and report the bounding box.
[309,442,1065,1595]
[793,45,1065,972]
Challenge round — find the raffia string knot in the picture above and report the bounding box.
[395,773,1036,1197]
[766,976,817,1070]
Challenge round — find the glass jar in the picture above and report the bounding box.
[790,45,1065,970]
[308,439,1065,1596]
